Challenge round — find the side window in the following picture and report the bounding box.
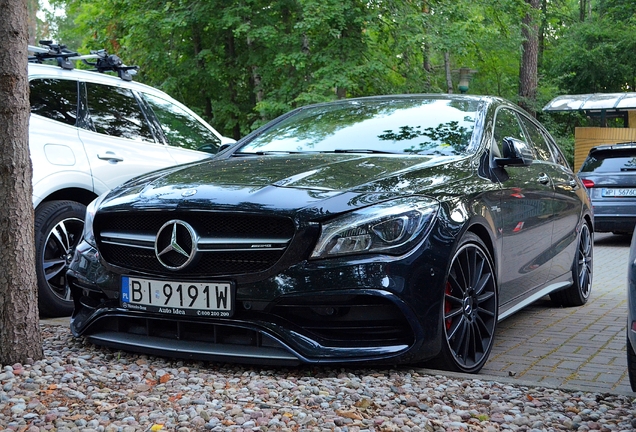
[492,108,526,157]
[142,93,221,153]
[30,79,78,126]
[84,83,155,142]
[519,116,554,162]
[543,132,570,168]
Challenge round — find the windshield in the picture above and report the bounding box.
[238,98,481,156]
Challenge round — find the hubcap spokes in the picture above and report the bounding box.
[43,217,84,301]
[444,244,497,369]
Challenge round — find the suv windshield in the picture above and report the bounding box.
[238,98,480,156]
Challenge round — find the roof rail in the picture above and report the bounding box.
[27,40,139,81]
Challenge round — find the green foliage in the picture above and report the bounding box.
[545,18,636,93]
[41,0,636,165]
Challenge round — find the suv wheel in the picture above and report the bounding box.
[35,200,86,317]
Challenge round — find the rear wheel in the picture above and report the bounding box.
[428,232,498,374]
[35,200,86,317]
[550,223,593,307]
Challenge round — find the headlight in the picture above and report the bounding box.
[310,197,439,259]
[82,191,110,247]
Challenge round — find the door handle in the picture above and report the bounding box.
[537,173,550,185]
[97,151,124,163]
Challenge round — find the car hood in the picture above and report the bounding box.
[101,153,471,218]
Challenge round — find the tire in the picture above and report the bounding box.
[628,331,636,392]
[550,222,593,307]
[35,200,86,317]
[427,232,498,374]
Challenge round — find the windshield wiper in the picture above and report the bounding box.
[233,149,400,156]
[330,149,398,154]
[233,150,302,156]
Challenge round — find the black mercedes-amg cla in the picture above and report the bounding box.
[67,94,593,373]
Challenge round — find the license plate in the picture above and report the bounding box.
[602,188,636,197]
[121,276,234,317]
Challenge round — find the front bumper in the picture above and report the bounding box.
[67,240,448,365]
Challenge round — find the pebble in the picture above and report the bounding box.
[0,325,634,431]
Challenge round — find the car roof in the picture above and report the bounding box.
[588,142,636,154]
[27,62,227,141]
[27,62,167,97]
[296,93,503,107]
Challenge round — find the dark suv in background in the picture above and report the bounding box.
[578,143,636,235]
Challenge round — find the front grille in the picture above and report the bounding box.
[95,211,295,276]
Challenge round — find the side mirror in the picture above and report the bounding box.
[495,137,533,167]
[196,143,220,154]
[217,143,233,153]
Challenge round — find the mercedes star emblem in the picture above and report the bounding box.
[155,220,198,270]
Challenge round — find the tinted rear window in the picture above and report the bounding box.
[580,150,636,173]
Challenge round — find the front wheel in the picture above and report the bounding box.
[427,232,498,374]
[35,200,86,317]
[550,222,593,307]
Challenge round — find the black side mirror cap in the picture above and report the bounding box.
[218,143,233,153]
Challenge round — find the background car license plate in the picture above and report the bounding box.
[121,276,234,317]
[602,188,636,197]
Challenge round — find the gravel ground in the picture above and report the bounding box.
[0,325,635,432]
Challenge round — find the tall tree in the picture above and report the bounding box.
[0,0,43,363]
[519,0,540,116]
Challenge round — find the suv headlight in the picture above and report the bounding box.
[82,192,110,247]
[310,197,439,259]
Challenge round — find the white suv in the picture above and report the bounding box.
[29,44,234,317]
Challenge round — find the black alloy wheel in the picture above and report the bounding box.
[35,200,86,317]
[433,232,498,374]
[550,222,593,307]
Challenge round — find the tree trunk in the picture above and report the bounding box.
[246,33,264,119]
[225,30,241,140]
[0,0,43,364]
[192,28,214,120]
[519,0,540,117]
[538,0,546,68]
[579,0,586,21]
[423,43,432,90]
[444,51,453,94]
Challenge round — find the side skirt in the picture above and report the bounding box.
[498,281,570,321]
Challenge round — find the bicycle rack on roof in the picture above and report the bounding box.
[27,40,139,81]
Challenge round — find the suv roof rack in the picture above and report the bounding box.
[27,40,139,81]
[82,49,139,82]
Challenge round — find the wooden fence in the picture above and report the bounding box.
[574,127,636,171]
